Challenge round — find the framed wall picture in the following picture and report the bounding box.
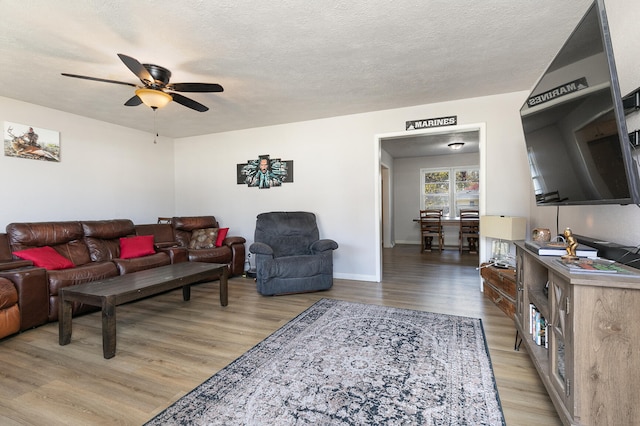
[237,154,293,189]
[3,122,60,162]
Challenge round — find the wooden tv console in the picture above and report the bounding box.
[515,242,640,425]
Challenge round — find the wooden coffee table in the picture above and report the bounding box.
[59,262,228,359]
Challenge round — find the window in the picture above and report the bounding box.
[421,167,479,217]
[421,170,451,216]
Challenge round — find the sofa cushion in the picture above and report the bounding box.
[82,219,136,262]
[47,261,119,322]
[189,228,218,249]
[0,278,18,310]
[254,212,319,257]
[135,223,176,246]
[187,246,231,263]
[113,252,171,275]
[172,216,218,247]
[0,278,20,338]
[262,255,327,279]
[216,228,229,247]
[12,246,75,270]
[6,221,92,266]
[119,235,155,259]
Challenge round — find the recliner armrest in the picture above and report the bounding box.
[310,239,339,253]
[157,246,188,263]
[0,260,33,271]
[0,267,48,330]
[154,241,179,249]
[222,235,247,248]
[249,242,274,256]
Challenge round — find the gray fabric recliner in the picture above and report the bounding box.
[249,211,338,296]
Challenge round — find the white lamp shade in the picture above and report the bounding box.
[480,215,526,241]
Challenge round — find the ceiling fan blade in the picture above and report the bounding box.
[124,95,142,106]
[61,73,137,87]
[167,82,224,93]
[117,53,153,84]
[170,93,209,112]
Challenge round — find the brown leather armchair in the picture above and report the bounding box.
[0,277,20,339]
[172,216,246,276]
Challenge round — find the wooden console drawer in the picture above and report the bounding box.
[483,279,515,318]
[481,265,516,297]
[480,264,516,318]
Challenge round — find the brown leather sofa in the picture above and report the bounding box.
[6,219,172,323]
[0,217,246,339]
[135,216,246,277]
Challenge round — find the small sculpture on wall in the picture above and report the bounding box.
[562,227,579,260]
[237,154,294,189]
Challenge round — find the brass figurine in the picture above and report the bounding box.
[562,227,579,260]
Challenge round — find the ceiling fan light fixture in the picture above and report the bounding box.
[447,142,465,150]
[135,88,172,109]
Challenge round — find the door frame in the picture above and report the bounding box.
[373,123,487,281]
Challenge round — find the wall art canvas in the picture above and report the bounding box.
[237,154,293,188]
[4,122,60,162]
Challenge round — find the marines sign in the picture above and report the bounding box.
[527,77,588,107]
[406,116,457,131]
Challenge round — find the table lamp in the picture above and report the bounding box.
[480,215,527,268]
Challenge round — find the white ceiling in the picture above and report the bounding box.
[381,130,480,158]
[0,1,593,139]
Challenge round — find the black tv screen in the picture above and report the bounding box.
[520,0,640,206]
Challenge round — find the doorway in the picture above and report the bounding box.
[374,123,486,281]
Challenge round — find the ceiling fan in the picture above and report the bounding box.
[61,54,223,112]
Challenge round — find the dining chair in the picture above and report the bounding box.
[459,209,480,253]
[419,209,444,252]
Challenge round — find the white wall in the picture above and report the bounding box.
[174,91,532,281]
[0,97,175,227]
[0,90,534,282]
[528,1,640,247]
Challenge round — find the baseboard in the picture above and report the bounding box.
[334,272,379,282]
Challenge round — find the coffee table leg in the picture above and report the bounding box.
[59,296,73,346]
[220,266,228,306]
[182,285,191,301]
[102,296,117,359]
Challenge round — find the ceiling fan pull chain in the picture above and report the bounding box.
[153,109,158,144]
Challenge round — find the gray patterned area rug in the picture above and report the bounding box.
[146,299,505,425]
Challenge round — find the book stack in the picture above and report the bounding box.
[525,240,598,258]
[555,257,636,275]
[529,303,548,348]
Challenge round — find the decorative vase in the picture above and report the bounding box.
[532,228,551,242]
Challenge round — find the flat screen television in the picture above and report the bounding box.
[520,0,640,206]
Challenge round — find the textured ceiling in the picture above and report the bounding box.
[0,0,593,139]
[382,130,480,158]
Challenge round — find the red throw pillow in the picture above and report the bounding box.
[120,235,155,259]
[216,228,229,247]
[13,246,75,270]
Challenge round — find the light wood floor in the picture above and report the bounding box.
[0,245,561,425]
